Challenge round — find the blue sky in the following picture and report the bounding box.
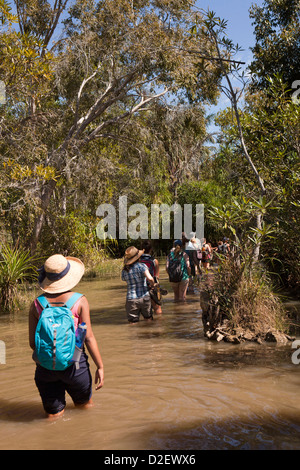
[197,0,264,63]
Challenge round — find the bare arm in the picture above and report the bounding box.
[29,302,38,350]
[166,256,169,273]
[78,296,104,390]
[144,269,155,286]
[154,259,160,278]
[183,252,191,276]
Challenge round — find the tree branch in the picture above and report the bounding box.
[210,29,266,196]
[81,87,169,146]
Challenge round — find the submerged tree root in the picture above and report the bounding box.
[203,322,295,345]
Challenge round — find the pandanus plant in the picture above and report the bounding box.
[0,243,38,313]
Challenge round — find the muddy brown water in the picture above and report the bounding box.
[0,270,300,450]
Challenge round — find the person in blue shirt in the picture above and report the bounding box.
[121,246,156,323]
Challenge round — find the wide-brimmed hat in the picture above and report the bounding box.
[38,254,85,294]
[124,246,144,266]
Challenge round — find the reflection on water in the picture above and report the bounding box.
[0,272,300,450]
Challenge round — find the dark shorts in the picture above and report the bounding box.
[34,351,92,415]
[125,294,152,323]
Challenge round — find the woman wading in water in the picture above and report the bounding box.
[29,254,104,419]
[166,240,191,302]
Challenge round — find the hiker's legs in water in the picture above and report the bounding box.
[151,299,162,315]
[140,295,153,321]
[170,282,180,301]
[35,365,66,418]
[126,298,140,323]
[178,280,189,301]
[46,409,65,419]
[35,351,93,418]
[74,398,94,409]
[126,296,153,322]
[66,351,93,407]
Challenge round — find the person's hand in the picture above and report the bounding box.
[95,368,104,390]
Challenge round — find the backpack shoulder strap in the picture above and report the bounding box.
[64,293,83,310]
[36,294,49,310]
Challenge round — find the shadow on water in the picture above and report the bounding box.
[196,343,295,371]
[89,305,127,325]
[139,411,300,450]
[2,393,300,451]
[0,398,45,422]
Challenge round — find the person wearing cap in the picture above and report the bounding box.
[29,254,104,418]
[121,246,156,323]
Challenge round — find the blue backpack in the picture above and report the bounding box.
[34,293,83,371]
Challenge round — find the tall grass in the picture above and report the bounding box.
[83,258,123,279]
[202,255,289,337]
[0,243,38,313]
[230,268,287,335]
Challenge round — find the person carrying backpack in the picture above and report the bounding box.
[166,240,191,302]
[139,240,163,315]
[139,241,158,282]
[217,238,230,258]
[29,254,104,419]
[185,232,202,291]
[201,238,212,270]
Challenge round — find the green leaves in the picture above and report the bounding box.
[208,196,277,258]
[0,28,54,104]
[0,0,17,27]
[0,243,38,312]
[249,0,300,90]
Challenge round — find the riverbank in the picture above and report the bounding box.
[83,258,123,279]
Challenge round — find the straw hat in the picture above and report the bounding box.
[124,246,144,266]
[38,254,85,294]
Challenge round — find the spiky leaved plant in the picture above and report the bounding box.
[0,243,38,313]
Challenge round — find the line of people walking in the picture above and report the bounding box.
[121,233,231,317]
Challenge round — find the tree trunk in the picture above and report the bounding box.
[30,179,57,254]
[252,212,263,264]
[210,30,266,262]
